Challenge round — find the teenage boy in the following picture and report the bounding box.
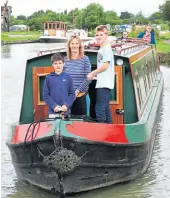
[87,25,115,123]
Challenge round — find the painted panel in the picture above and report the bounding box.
[130,49,158,119]
[65,122,128,143]
[110,66,124,124]
[11,122,54,144]
[125,72,163,143]
[32,67,54,121]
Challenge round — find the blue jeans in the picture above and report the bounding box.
[95,88,112,123]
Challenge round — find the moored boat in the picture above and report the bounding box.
[39,21,68,43]
[39,21,92,43]
[6,39,163,196]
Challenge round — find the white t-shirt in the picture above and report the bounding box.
[96,44,115,89]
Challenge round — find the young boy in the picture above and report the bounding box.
[87,25,115,123]
[43,53,75,118]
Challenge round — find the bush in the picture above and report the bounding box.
[158,32,170,40]
[158,52,170,65]
[160,24,169,31]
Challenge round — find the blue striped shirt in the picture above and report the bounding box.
[64,56,91,92]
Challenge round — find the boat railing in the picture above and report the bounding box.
[88,39,148,56]
[37,48,66,56]
[37,39,148,57]
[113,38,148,55]
[118,43,147,56]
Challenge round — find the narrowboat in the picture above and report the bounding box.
[39,21,92,43]
[6,39,163,196]
[39,21,68,43]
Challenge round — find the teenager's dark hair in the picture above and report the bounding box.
[51,53,64,64]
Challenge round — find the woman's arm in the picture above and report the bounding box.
[77,56,91,92]
[65,76,75,108]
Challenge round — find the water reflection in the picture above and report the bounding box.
[1,44,170,198]
[1,45,11,58]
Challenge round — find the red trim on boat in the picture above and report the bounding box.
[66,122,128,143]
[11,122,52,144]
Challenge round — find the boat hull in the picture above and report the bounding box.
[39,36,68,43]
[39,36,92,43]
[6,71,163,195]
[7,124,157,195]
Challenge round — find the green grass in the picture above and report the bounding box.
[156,40,170,53]
[2,31,41,35]
[158,32,170,40]
[1,31,41,42]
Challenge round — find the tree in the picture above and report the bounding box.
[159,0,170,21]
[17,15,26,20]
[149,12,162,22]
[135,11,149,25]
[26,18,43,30]
[81,3,105,30]
[104,11,119,25]
[9,15,17,26]
[120,11,133,19]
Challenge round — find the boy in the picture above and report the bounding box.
[87,25,114,123]
[43,53,75,118]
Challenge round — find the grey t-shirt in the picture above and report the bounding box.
[96,44,115,89]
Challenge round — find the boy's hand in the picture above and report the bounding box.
[54,105,62,112]
[61,105,67,112]
[87,71,95,80]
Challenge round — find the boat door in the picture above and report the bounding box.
[48,23,56,36]
[32,67,53,122]
[109,65,124,124]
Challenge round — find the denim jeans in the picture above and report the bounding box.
[95,88,112,123]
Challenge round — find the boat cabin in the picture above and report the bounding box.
[19,41,159,125]
[43,21,67,37]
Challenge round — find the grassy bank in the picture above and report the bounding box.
[156,40,170,53]
[1,31,40,42]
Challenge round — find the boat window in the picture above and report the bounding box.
[39,76,46,102]
[49,23,52,29]
[132,53,158,116]
[45,23,48,29]
[110,75,117,101]
[134,74,143,109]
[57,23,60,29]
[53,23,56,29]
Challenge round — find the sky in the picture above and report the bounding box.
[1,0,164,17]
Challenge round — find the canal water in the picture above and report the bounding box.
[1,43,170,198]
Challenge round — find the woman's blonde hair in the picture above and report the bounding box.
[66,35,84,60]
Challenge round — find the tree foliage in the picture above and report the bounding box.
[159,0,170,21]
[120,12,134,19]
[17,15,27,20]
[81,3,105,30]
[8,2,170,31]
[149,12,162,22]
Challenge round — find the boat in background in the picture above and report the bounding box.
[39,21,92,43]
[6,39,163,196]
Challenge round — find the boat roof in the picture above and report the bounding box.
[32,39,152,61]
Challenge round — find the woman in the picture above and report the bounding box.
[64,35,91,116]
[137,25,156,44]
